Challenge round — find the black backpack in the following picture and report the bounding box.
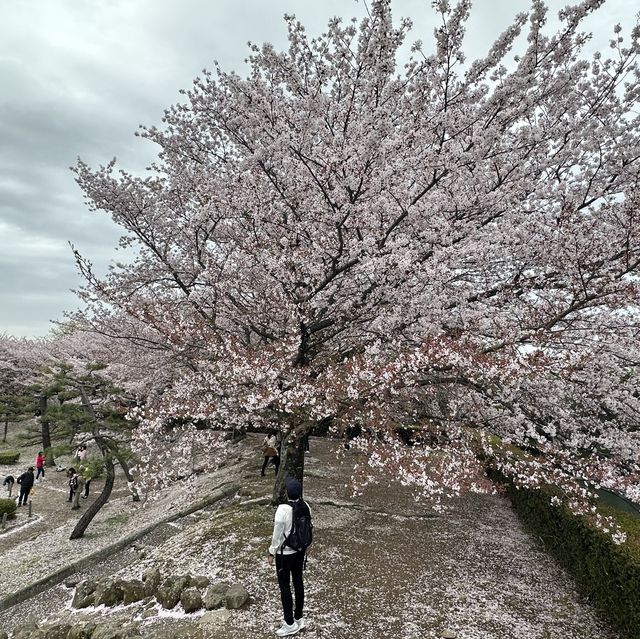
[283,500,313,554]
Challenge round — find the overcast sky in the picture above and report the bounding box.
[0,0,631,337]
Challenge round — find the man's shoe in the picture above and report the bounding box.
[275,622,299,636]
[295,617,306,630]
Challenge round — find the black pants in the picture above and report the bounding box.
[36,466,44,479]
[84,479,91,497]
[261,455,280,475]
[275,552,304,625]
[18,486,31,505]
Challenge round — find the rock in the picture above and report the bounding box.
[225,583,249,609]
[91,625,120,639]
[0,632,7,639]
[91,623,140,639]
[43,624,72,639]
[93,580,124,607]
[191,575,210,589]
[13,628,44,639]
[121,579,146,605]
[198,609,232,626]
[181,587,203,613]
[208,581,230,596]
[68,623,97,639]
[203,583,228,610]
[13,627,44,639]
[163,574,191,592]
[141,609,157,619]
[64,577,80,589]
[12,616,40,639]
[156,584,181,610]
[116,624,141,639]
[142,567,161,596]
[72,579,97,609]
[441,631,457,639]
[12,618,38,633]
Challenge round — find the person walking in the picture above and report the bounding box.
[262,430,279,477]
[16,467,35,506]
[82,466,92,499]
[67,467,78,503]
[3,475,15,498]
[35,451,46,480]
[72,469,86,510]
[268,477,312,637]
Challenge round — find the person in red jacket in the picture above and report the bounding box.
[35,451,46,480]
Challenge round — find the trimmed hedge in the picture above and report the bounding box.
[0,498,17,520]
[490,470,640,639]
[0,451,20,464]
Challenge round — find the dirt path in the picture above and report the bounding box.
[0,435,621,639]
[0,460,117,555]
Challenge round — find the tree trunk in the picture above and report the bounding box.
[38,395,55,467]
[71,388,117,540]
[3,415,7,443]
[272,431,306,505]
[69,455,115,540]
[115,453,140,502]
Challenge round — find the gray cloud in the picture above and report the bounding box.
[0,0,630,337]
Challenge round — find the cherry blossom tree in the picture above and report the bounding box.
[71,0,640,526]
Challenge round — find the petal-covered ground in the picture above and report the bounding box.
[0,435,620,638]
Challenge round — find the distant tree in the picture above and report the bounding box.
[0,383,31,443]
[67,0,640,532]
[0,337,39,446]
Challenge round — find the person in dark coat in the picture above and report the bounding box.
[3,475,15,497]
[67,467,78,503]
[16,467,35,506]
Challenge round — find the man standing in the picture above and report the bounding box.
[268,477,312,637]
[16,467,35,506]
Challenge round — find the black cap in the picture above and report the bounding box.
[285,476,302,499]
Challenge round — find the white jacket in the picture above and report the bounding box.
[268,500,311,556]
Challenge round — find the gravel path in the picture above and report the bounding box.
[0,435,621,639]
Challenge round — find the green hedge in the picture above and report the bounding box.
[0,498,17,519]
[490,469,640,639]
[0,451,20,464]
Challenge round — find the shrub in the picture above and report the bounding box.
[0,498,17,520]
[489,468,640,639]
[0,451,20,464]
